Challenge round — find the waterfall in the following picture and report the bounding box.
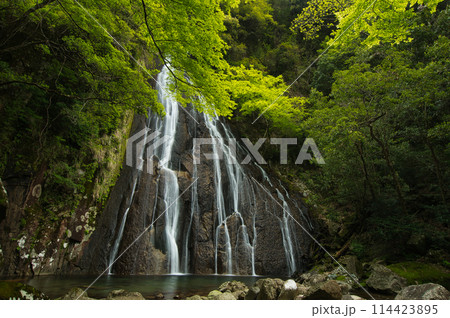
[276,189,296,275]
[203,115,234,274]
[106,65,308,276]
[154,67,181,274]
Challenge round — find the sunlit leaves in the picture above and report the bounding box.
[332,0,444,47]
[290,0,351,39]
[222,65,306,132]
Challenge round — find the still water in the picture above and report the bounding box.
[27,275,262,299]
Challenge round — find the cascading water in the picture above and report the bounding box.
[105,65,310,276]
[276,189,297,275]
[153,66,181,274]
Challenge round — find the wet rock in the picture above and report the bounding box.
[256,278,284,300]
[62,287,93,300]
[244,286,260,300]
[367,264,407,294]
[106,289,145,300]
[395,284,450,300]
[75,111,313,277]
[278,279,299,300]
[155,293,164,300]
[342,294,365,300]
[218,280,248,299]
[304,280,342,300]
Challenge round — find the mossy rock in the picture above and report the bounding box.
[0,281,48,300]
[387,262,450,289]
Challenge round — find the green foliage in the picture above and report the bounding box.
[222,65,306,133]
[287,2,449,260]
[388,262,450,289]
[291,0,351,39]
[332,0,444,48]
[350,241,367,259]
[0,0,253,224]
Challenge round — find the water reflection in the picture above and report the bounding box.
[26,275,262,299]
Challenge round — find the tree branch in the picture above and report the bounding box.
[140,0,199,89]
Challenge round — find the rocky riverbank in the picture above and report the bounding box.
[1,260,448,300]
[185,264,449,300]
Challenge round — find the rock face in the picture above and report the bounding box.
[0,68,313,278]
[0,112,136,277]
[367,264,407,294]
[80,100,313,276]
[395,284,450,300]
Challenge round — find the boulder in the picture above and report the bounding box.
[278,279,299,300]
[207,290,237,300]
[366,264,407,294]
[208,290,223,300]
[304,280,342,300]
[337,281,352,295]
[340,256,364,279]
[256,278,284,300]
[300,272,327,286]
[186,295,203,300]
[342,294,365,300]
[106,289,145,300]
[244,286,260,300]
[62,287,93,300]
[296,284,310,298]
[216,292,237,300]
[218,280,248,299]
[395,284,450,300]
